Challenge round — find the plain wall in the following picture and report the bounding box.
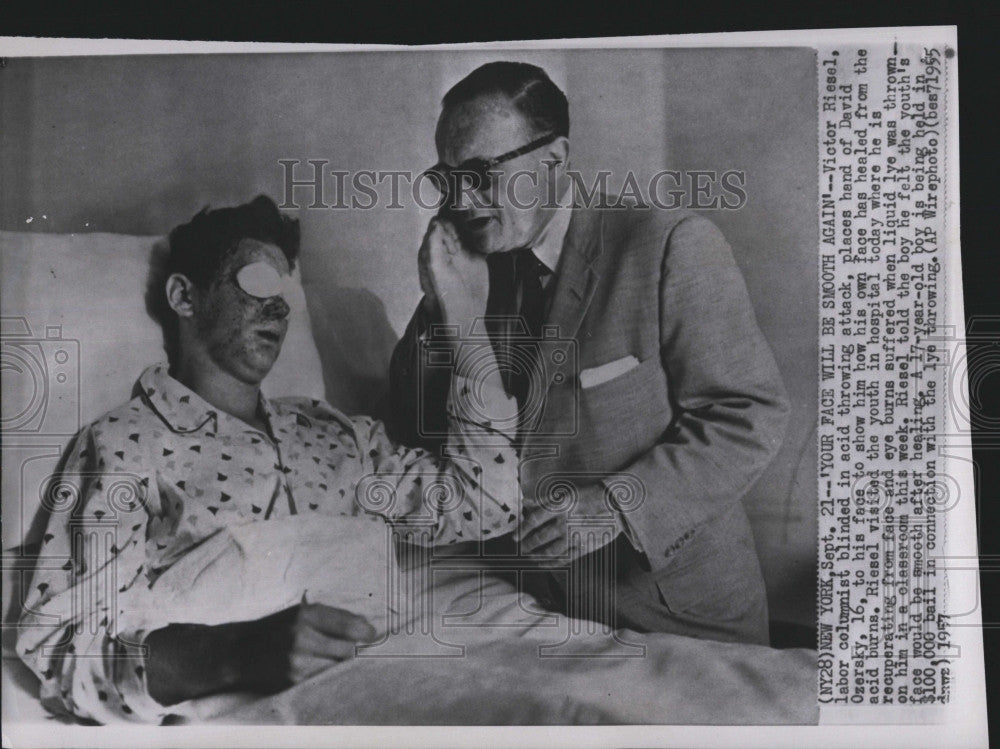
[1,48,818,625]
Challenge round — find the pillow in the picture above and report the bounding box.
[0,230,325,551]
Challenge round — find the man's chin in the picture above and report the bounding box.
[463,235,506,256]
[455,220,503,254]
[232,353,279,386]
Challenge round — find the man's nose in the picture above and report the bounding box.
[262,295,290,320]
[451,183,479,212]
[447,173,491,213]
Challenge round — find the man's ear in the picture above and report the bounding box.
[165,273,197,318]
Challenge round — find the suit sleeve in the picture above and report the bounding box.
[614,215,790,570]
[387,301,451,452]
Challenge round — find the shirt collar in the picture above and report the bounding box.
[529,185,574,275]
[137,363,290,436]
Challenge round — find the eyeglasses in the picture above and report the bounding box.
[234,262,294,299]
[422,132,560,205]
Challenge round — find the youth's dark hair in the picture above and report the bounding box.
[147,195,299,365]
[166,194,300,289]
[442,61,569,138]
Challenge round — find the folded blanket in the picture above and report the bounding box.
[120,514,392,635]
[120,514,818,725]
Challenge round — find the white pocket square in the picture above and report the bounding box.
[579,355,640,389]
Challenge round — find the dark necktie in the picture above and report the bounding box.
[485,248,551,407]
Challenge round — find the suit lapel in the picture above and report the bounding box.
[519,204,602,440]
[544,203,602,343]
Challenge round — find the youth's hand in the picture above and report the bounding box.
[417,217,489,333]
[283,602,377,684]
[145,603,377,705]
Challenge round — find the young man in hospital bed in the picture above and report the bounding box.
[15,195,527,723]
[15,196,816,726]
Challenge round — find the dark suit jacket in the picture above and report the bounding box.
[389,201,789,573]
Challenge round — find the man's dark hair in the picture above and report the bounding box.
[147,195,299,365]
[442,62,569,138]
[166,194,300,289]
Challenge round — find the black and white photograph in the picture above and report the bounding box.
[0,26,985,748]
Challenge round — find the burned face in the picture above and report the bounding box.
[192,239,292,385]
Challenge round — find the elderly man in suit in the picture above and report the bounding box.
[389,61,789,645]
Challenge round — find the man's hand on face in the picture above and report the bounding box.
[418,216,489,333]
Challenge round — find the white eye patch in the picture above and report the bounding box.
[235,262,293,299]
